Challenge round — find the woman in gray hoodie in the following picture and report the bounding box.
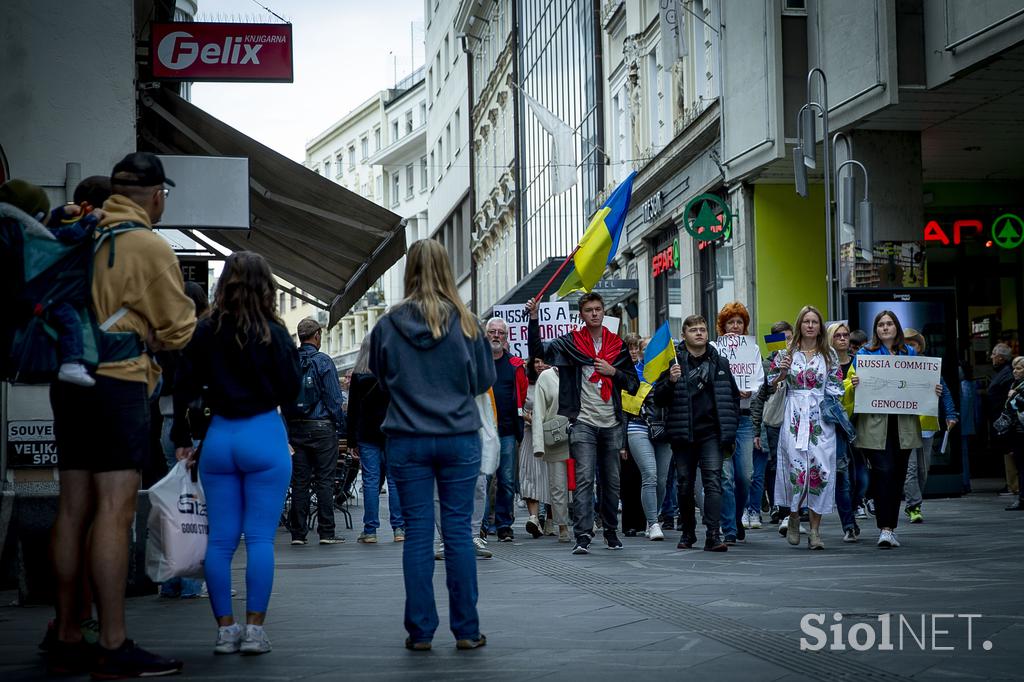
[369,239,495,652]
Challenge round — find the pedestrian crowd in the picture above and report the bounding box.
[1,161,1021,677]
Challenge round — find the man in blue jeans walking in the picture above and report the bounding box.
[527,294,639,555]
[483,318,528,542]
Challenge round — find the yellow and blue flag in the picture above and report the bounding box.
[557,171,637,296]
[764,332,788,354]
[642,321,677,384]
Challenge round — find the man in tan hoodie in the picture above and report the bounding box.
[47,153,196,677]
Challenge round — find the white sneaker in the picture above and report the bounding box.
[214,623,242,654]
[648,522,665,541]
[741,511,752,529]
[877,530,895,548]
[240,624,271,655]
[58,362,95,387]
[473,536,493,559]
[543,519,557,536]
[856,505,868,519]
[750,513,762,529]
[888,531,901,547]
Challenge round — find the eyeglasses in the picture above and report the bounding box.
[159,188,170,198]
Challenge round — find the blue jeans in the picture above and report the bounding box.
[360,441,404,534]
[834,436,856,532]
[627,431,673,525]
[720,415,753,536]
[660,456,678,519]
[673,438,723,537]
[388,433,481,643]
[747,444,770,516]
[850,447,869,509]
[482,435,517,532]
[569,422,623,540]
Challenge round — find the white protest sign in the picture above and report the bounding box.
[491,303,620,359]
[711,335,762,392]
[854,355,941,417]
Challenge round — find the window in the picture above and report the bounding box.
[360,136,368,159]
[444,34,450,72]
[374,126,381,150]
[405,164,414,198]
[405,110,413,135]
[323,159,331,178]
[427,68,433,100]
[290,293,297,310]
[335,153,344,177]
[279,292,286,313]
[454,109,461,153]
[420,155,428,190]
[437,140,443,178]
[647,51,661,150]
[445,124,452,165]
[419,101,427,126]
[390,172,400,207]
[376,174,383,199]
[429,151,435,184]
[348,145,356,168]
[391,119,399,143]
[435,53,441,92]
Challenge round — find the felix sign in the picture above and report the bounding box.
[152,23,294,82]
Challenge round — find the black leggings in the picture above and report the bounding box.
[865,418,911,530]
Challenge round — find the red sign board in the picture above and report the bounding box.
[152,23,293,82]
[923,219,983,246]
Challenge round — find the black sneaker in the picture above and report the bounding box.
[660,515,675,531]
[603,530,623,550]
[571,535,592,555]
[723,533,737,545]
[704,532,728,552]
[676,533,697,549]
[91,639,183,678]
[496,527,514,542]
[736,525,746,542]
[45,639,96,675]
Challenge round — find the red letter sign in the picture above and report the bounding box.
[152,23,293,82]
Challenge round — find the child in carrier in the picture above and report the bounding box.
[0,179,96,386]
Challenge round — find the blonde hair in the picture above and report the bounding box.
[790,305,834,369]
[826,321,850,349]
[1013,356,1024,371]
[400,239,479,340]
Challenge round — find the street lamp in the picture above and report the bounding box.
[833,132,874,266]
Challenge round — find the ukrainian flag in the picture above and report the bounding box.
[642,321,677,384]
[557,171,637,296]
[764,332,788,353]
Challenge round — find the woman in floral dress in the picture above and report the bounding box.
[767,305,843,550]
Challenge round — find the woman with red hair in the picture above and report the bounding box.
[713,302,764,543]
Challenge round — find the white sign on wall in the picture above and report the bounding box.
[854,355,942,417]
[491,303,620,359]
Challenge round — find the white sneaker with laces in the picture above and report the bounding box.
[888,531,901,547]
[473,536,493,558]
[877,530,894,548]
[58,362,95,387]
[240,624,271,655]
[741,511,751,529]
[648,522,665,541]
[214,623,242,654]
[750,513,762,529]
[856,505,868,519]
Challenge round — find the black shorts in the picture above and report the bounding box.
[50,375,150,472]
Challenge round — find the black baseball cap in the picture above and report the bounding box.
[110,152,175,187]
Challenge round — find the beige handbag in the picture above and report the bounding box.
[763,383,787,428]
[542,415,570,447]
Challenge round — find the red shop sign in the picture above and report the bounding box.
[152,23,294,82]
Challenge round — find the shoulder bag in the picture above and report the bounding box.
[543,415,570,447]
[762,382,787,428]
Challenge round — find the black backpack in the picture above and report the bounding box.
[0,202,146,383]
[293,351,323,417]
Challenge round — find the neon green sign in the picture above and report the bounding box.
[991,213,1024,250]
[683,193,733,242]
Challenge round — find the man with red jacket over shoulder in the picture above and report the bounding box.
[483,317,529,542]
[526,293,639,555]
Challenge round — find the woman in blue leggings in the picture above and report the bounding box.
[173,251,300,655]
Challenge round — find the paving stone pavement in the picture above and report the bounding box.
[2,491,1023,680]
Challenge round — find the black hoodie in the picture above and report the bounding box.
[369,302,495,437]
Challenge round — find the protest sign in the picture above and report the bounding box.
[853,355,941,417]
[712,335,762,392]
[491,303,620,359]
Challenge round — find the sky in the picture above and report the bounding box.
[190,0,425,162]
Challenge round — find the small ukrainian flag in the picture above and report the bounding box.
[764,332,788,354]
[642,321,677,384]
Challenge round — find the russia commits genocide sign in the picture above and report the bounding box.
[7,420,58,467]
[854,355,942,417]
[152,23,294,82]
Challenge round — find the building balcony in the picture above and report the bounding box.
[367,123,427,167]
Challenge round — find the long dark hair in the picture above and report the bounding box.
[212,251,283,348]
[867,309,907,354]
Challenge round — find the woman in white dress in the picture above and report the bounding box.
[767,305,843,550]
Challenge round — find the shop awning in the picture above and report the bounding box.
[138,88,406,327]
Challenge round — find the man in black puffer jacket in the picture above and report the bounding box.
[653,314,740,552]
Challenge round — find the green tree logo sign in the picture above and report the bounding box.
[992,214,1024,250]
[683,194,732,242]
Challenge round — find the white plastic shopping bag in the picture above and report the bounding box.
[146,461,208,583]
[477,389,500,476]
